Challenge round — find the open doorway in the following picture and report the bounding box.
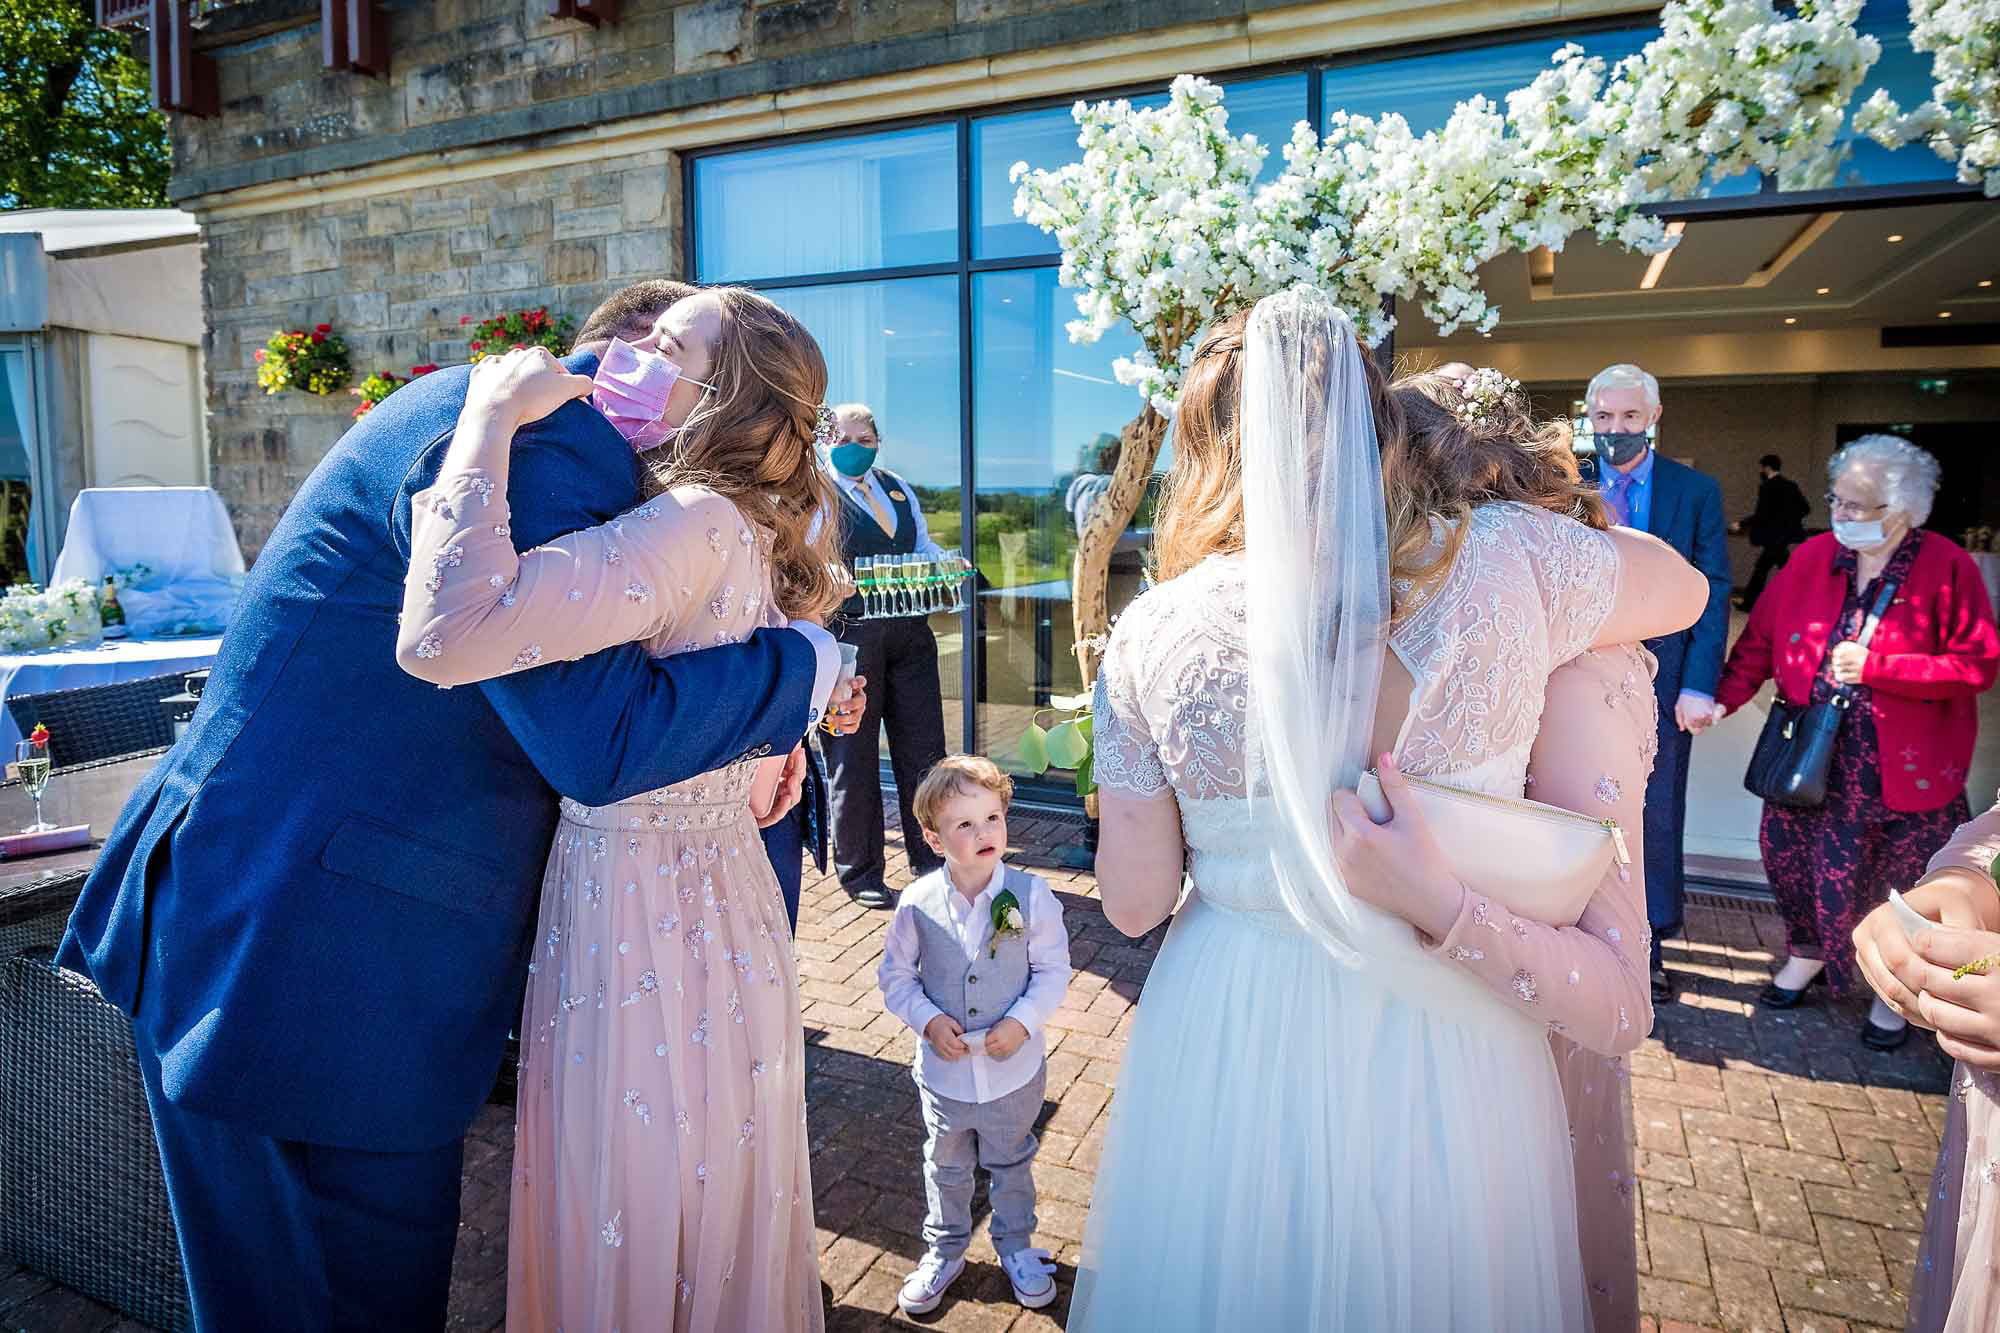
[1401,196,2000,884]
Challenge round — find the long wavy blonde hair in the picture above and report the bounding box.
[1153,311,1405,584]
[1154,321,1606,616]
[638,287,844,622]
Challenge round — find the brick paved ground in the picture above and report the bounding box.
[0,816,1958,1333]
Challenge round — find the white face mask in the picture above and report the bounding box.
[1832,518,1889,551]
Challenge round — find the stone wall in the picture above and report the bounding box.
[179,0,1205,557]
[202,146,676,553]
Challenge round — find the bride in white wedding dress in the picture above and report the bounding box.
[1071,289,1708,1330]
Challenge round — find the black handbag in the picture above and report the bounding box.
[1743,579,1899,809]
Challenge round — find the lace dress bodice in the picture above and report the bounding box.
[1095,504,1619,902]
[1094,504,1647,1044]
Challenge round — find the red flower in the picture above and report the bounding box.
[314,323,332,334]
[310,331,325,344]
[254,348,267,361]
[511,344,525,351]
[352,401,374,420]
[409,363,439,377]
[469,340,484,351]
[459,315,473,326]
[526,309,545,330]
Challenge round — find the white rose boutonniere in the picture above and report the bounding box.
[989,889,1025,959]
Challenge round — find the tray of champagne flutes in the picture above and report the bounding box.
[849,554,973,619]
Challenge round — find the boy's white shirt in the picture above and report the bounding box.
[877,860,1071,1104]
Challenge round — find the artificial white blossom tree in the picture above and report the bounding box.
[1014,0,1885,693]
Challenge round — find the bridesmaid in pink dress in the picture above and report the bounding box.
[1854,797,2000,1333]
[394,290,845,1331]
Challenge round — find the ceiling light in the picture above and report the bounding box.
[882,328,895,336]
[1939,311,1953,318]
[1638,221,1687,291]
[1816,286,1831,295]
[1886,233,1905,243]
[1980,279,1993,288]
[1784,317,1797,325]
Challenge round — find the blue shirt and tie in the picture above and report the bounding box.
[1602,446,1655,531]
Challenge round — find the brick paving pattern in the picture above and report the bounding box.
[0,815,1957,1332]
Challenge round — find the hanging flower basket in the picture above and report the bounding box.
[461,307,574,362]
[350,363,440,420]
[255,324,352,397]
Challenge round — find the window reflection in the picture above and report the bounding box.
[765,276,968,746]
[1324,27,1759,197]
[694,126,958,283]
[973,73,1309,260]
[970,269,1159,772]
[1828,0,1957,187]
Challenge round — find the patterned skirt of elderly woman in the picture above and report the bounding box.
[506,761,823,1333]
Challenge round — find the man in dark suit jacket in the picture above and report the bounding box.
[1732,453,1811,610]
[1588,363,1732,1004]
[765,741,832,930]
[57,285,859,1330]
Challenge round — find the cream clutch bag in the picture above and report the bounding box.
[1356,770,1629,928]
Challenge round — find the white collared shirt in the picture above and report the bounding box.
[831,466,949,560]
[877,861,1071,1103]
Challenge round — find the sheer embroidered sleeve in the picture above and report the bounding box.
[1092,601,1170,802]
[1423,645,1657,1055]
[399,467,748,687]
[1520,505,1622,667]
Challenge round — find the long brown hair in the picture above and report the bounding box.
[1152,311,1405,583]
[1384,371,1608,604]
[639,287,843,621]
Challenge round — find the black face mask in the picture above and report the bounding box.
[1596,431,1651,469]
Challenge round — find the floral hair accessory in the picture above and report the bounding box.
[811,404,839,449]
[1454,367,1522,428]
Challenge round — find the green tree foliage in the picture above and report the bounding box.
[0,0,170,209]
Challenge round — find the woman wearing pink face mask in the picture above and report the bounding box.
[394,286,846,1332]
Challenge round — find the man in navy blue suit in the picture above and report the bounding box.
[58,281,863,1331]
[1588,363,1732,1004]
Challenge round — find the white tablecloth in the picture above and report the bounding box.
[0,636,221,751]
[51,486,245,586]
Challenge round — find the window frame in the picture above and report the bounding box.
[681,12,1988,791]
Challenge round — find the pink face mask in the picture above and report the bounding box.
[590,337,716,453]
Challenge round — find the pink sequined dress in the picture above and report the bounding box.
[401,456,821,1332]
[1907,802,2000,1333]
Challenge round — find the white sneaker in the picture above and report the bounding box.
[1002,1247,1058,1309]
[897,1250,966,1315]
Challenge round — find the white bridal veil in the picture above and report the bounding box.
[1239,285,1391,963]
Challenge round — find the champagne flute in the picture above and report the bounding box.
[14,739,53,833]
[855,556,876,618]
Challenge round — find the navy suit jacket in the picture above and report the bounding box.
[59,354,816,1152]
[758,742,828,931]
[1642,454,1733,700]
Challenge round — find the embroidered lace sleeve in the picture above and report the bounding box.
[399,466,749,686]
[1523,506,1622,666]
[1092,624,1169,801]
[1423,644,1657,1055]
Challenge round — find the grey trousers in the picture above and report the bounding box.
[915,1064,1046,1262]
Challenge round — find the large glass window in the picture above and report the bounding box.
[972,72,1309,261]
[970,269,1151,771]
[691,15,1961,798]
[763,276,969,747]
[1827,0,1959,187]
[1325,26,1758,197]
[693,126,958,282]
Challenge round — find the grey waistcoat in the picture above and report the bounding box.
[909,863,1035,1030]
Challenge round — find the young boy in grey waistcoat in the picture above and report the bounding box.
[878,755,1072,1315]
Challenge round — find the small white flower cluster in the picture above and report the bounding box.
[1012,0,1883,411]
[1853,0,2000,196]
[1453,368,1523,428]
